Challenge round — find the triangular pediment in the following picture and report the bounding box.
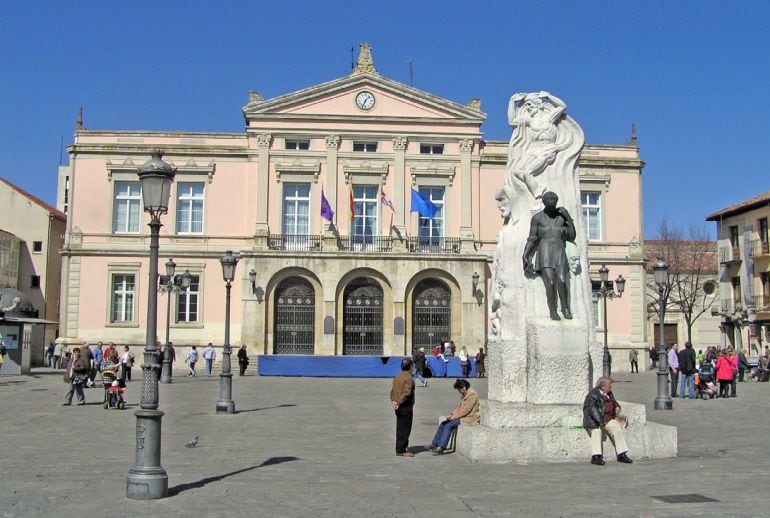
[243,73,486,123]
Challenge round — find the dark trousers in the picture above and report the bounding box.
[394,405,413,454]
[731,372,737,396]
[630,360,638,373]
[239,362,248,376]
[719,380,732,397]
[669,368,679,397]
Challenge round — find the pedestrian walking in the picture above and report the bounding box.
[121,345,135,381]
[63,347,89,406]
[678,341,696,399]
[459,346,471,377]
[738,349,749,382]
[203,343,216,376]
[53,338,64,369]
[668,344,679,397]
[475,347,486,378]
[390,358,415,457]
[45,342,55,368]
[186,346,198,376]
[716,348,735,398]
[628,347,639,373]
[412,347,428,387]
[237,344,249,376]
[80,343,93,387]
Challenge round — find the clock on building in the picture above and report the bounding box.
[355,91,375,110]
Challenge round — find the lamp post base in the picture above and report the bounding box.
[216,400,236,414]
[216,372,235,414]
[653,396,673,410]
[126,409,168,499]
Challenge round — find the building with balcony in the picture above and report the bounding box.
[58,44,648,366]
[706,189,770,353]
[644,240,721,353]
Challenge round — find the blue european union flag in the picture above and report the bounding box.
[410,189,438,218]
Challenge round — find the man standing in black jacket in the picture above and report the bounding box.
[678,341,697,399]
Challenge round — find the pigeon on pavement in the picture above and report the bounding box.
[186,435,199,448]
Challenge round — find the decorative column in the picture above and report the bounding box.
[458,138,475,251]
[391,136,408,250]
[253,133,271,248]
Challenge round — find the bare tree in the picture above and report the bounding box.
[646,218,718,343]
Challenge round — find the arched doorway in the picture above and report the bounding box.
[274,277,315,354]
[343,278,383,355]
[412,278,451,352]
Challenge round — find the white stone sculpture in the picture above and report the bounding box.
[458,92,677,463]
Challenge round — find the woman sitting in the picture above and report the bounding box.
[425,379,480,454]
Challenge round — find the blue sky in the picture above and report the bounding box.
[2,1,768,238]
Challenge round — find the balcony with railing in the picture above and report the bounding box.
[719,245,741,264]
[337,235,393,253]
[749,239,770,259]
[268,234,323,251]
[265,233,468,254]
[754,295,770,311]
[407,236,461,254]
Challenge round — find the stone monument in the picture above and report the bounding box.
[458,92,677,462]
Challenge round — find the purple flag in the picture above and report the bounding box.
[320,188,334,222]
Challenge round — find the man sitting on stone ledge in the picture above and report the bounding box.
[425,379,480,455]
[582,376,632,466]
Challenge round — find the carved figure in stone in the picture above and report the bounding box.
[522,191,576,320]
[506,91,581,200]
[494,186,515,226]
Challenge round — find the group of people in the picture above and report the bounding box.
[667,342,748,399]
[62,341,136,406]
[389,357,481,458]
[667,342,752,399]
[425,338,487,379]
[184,343,250,377]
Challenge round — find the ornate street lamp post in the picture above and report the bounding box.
[159,258,192,384]
[593,265,626,378]
[216,250,238,414]
[127,150,175,500]
[652,258,673,410]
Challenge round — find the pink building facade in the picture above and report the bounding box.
[59,45,648,369]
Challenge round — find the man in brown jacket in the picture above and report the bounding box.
[425,379,480,454]
[390,358,416,457]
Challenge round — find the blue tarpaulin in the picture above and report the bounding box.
[258,355,402,377]
[258,354,476,378]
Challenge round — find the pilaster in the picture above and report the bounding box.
[392,136,408,251]
[253,133,271,249]
[459,138,476,251]
[325,135,340,233]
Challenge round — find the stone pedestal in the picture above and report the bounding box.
[458,317,678,463]
[458,400,677,463]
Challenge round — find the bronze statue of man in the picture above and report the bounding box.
[522,191,576,320]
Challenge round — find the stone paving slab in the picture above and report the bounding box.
[1,368,768,517]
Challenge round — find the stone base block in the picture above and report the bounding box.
[458,400,677,463]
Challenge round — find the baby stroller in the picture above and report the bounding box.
[102,369,126,409]
[696,362,716,399]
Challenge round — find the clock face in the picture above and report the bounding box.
[355,91,375,110]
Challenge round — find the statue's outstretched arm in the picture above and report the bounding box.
[508,93,526,126]
[539,91,566,124]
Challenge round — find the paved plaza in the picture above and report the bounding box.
[1,367,768,517]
